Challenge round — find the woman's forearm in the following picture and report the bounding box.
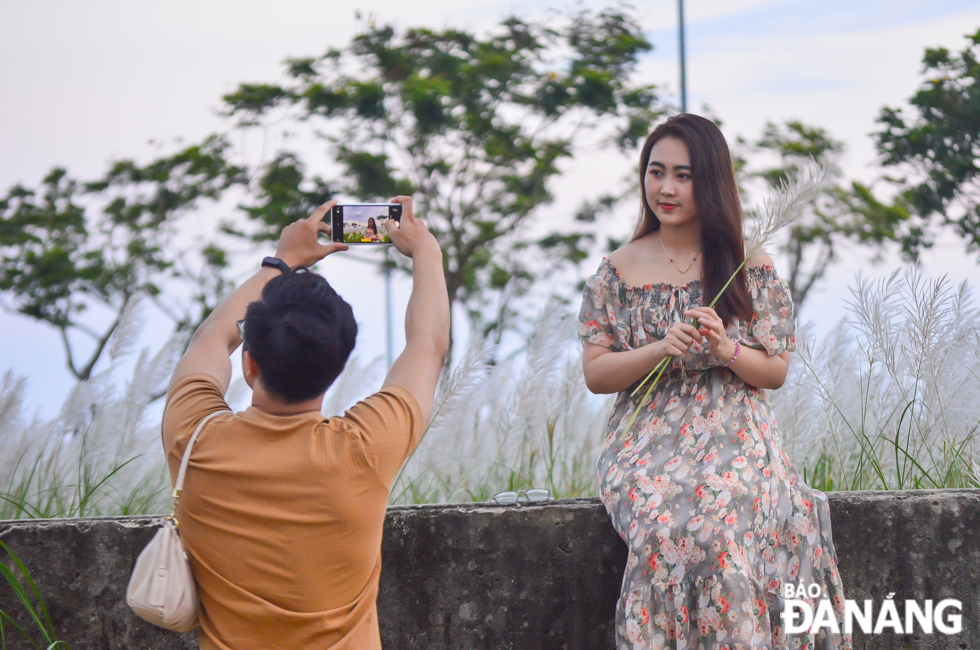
[583,342,669,394]
[727,346,790,389]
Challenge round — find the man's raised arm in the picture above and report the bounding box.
[167,201,347,394]
[381,196,450,427]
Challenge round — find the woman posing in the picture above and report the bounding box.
[363,216,382,242]
[579,114,850,650]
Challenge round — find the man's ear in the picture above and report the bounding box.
[242,349,260,389]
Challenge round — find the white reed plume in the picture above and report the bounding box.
[426,338,496,436]
[321,353,386,418]
[500,299,571,454]
[107,295,145,363]
[745,161,828,254]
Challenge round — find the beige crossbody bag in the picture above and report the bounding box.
[126,409,232,632]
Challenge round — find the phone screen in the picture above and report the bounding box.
[336,205,397,244]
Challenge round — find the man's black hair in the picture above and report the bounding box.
[243,269,357,403]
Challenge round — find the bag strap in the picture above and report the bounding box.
[166,409,233,525]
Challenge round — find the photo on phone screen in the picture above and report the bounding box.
[338,205,395,244]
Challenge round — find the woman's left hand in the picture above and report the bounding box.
[685,306,737,364]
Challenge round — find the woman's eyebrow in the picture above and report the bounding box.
[648,160,692,171]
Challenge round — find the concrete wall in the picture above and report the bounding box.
[0,490,978,649]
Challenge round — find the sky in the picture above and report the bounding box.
[2,0,980,417]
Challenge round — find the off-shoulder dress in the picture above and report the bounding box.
[578,258,851,650]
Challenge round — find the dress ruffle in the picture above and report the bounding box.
[620,567,846,650]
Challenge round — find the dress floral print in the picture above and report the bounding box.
[578,258,851,650]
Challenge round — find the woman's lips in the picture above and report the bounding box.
[660,203,678,212]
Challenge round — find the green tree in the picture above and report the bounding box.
[222,9,664,347]
[224,152,335,243]
[0,136,243,383]
[743,121,913,310]
[875,28,980,256]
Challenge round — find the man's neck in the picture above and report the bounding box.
[250,386,324,416]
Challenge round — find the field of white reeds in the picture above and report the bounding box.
[0,297,184,519]
[774,268,980,492]
[389,301,613,504]
[2,270,979,520]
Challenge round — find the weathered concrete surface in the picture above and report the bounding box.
[376,499,625,649]
[0,490,978,649]
[0,514,194,649]
[825,489,980,650]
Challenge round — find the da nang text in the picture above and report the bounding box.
[780,584,962,635]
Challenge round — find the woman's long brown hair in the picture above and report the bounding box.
[632,114,752,325]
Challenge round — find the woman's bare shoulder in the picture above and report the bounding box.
[607,236,654,269]
[744,250,774,269]
[607,246,629,268]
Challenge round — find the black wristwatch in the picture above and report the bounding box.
[261,256,291,274]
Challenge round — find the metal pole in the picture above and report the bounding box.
[384,264,393,368]
[678,0,687,113]
[341,252,396,369]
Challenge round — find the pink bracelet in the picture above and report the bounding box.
[720,340,740,367]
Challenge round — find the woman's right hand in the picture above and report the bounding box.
[583,321,705,395]
[656,321,703,358]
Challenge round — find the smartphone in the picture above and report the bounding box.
[330,203,402,245]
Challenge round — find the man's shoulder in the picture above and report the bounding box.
[166,372,224,402]
[375,384,423,427]
[337,385,426,479]
[340,385,422,430]
[375,384,421,407]
[162,373,232,454]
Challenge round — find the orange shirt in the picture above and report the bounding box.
[162,374,423,650]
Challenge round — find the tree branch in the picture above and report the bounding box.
[69,320,104,342]
[76,294,131,381]
[796,241,834,310]
[58,326,82,381]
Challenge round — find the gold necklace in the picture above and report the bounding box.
[658,235,701,284]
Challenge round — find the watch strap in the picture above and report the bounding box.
[261,256,291,274]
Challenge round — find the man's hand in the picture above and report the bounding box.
[275,200,348,268]
[385,196,441,259]
[167,201,351,395]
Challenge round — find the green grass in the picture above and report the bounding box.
[0,539,71,649]
[0,425,171,521]
[342,230,390,243]
[0,435,162,520]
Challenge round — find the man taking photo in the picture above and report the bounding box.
[161,196,449,649]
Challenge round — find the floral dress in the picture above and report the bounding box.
[578,258,851,650]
